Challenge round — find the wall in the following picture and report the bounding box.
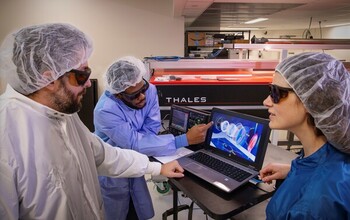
[0,0,184,95]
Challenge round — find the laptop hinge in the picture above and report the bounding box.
[248,165,257,171]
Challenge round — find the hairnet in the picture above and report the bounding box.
[104,56,147,94]
[276,52,350,154]
[0,23,93,95]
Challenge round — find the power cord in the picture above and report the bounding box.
[160,114,169,133]
[302,17,314,39]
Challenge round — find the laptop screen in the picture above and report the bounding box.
[206,108,271,170]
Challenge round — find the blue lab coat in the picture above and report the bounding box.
[266,142,350,219]
[94,83,183,220]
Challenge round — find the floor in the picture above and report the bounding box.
[146,130,302,220]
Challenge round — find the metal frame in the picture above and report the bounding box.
[147,59,278,70]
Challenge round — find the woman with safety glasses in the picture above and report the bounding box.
[93,56,212,220]
[259,52,350,219]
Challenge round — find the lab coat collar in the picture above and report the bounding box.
[4,84,73,120]
[293,142,331,169]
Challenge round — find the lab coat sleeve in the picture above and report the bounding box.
[91,134,162,177]
[140,86,161,135]
[175,134,189,148]
[94,87,177,157]
[0,159,18,220]
[96,109,176,156]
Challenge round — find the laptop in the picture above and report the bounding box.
[177,107,271,193]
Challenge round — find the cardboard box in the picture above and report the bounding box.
[233,39,249,44]
[188,32,206,46]
[205,34,214,46]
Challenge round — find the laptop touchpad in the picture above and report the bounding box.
[188,162,209,173]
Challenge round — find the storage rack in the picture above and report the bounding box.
[185,30,251,58]
[234,39,350,60]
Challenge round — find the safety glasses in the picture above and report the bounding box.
[121,78,149,101]
[66,67,92,86]
[269,84,294,104]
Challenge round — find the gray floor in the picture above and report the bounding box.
[147,130,301,220]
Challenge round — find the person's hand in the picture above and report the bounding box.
[160,160,184,178]
[186,121,213,145]
[259,163,291,184]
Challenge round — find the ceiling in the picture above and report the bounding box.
[173,0,350,31]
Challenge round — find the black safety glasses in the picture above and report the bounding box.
[269,84,294,104]
[66,67,92,86]
[121,78,149,101]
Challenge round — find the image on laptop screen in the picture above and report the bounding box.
[209,111,266,163]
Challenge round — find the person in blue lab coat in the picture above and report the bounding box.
[259,52,350,219]
[93,56,213,220]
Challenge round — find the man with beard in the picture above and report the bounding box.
[0,23,185,220]
[93,56,212,220]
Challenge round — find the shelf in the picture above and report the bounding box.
[234,43,350,50]
[188,45,224,48]
[185,31,251,58]
[147,59,278,70]
[233,43,350,60]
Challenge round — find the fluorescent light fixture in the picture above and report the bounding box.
[224,27,261,30]
[324,22,350,28]
[245,18,268,24]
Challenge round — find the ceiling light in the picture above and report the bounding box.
[245,18,268,24]
[324,22,350,28]
[223,27,261,30]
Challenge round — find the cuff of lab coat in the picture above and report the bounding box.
[175,134,189,149]
[147,162,162,176]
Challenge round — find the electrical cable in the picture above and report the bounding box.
[319,21,323,39]
[308,16,312,30]
[207,48,225,59]
[302,17,313,39]
[318,20,325,53]
[160,114,169,132]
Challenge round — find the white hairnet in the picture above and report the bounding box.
[104,56,147,94]
[276,52,350,154]
[0,23,93,95]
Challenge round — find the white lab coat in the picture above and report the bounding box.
[0,85,161,220]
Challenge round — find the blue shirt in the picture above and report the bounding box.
[266,142,350,220]
[94,84,188,156]
[94,83,188,220]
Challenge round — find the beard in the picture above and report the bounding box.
[121,97,146,110]
[52,80,86,114]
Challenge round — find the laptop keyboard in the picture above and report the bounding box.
[189,152,251,182]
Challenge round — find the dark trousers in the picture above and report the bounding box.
[126,198,139,220]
